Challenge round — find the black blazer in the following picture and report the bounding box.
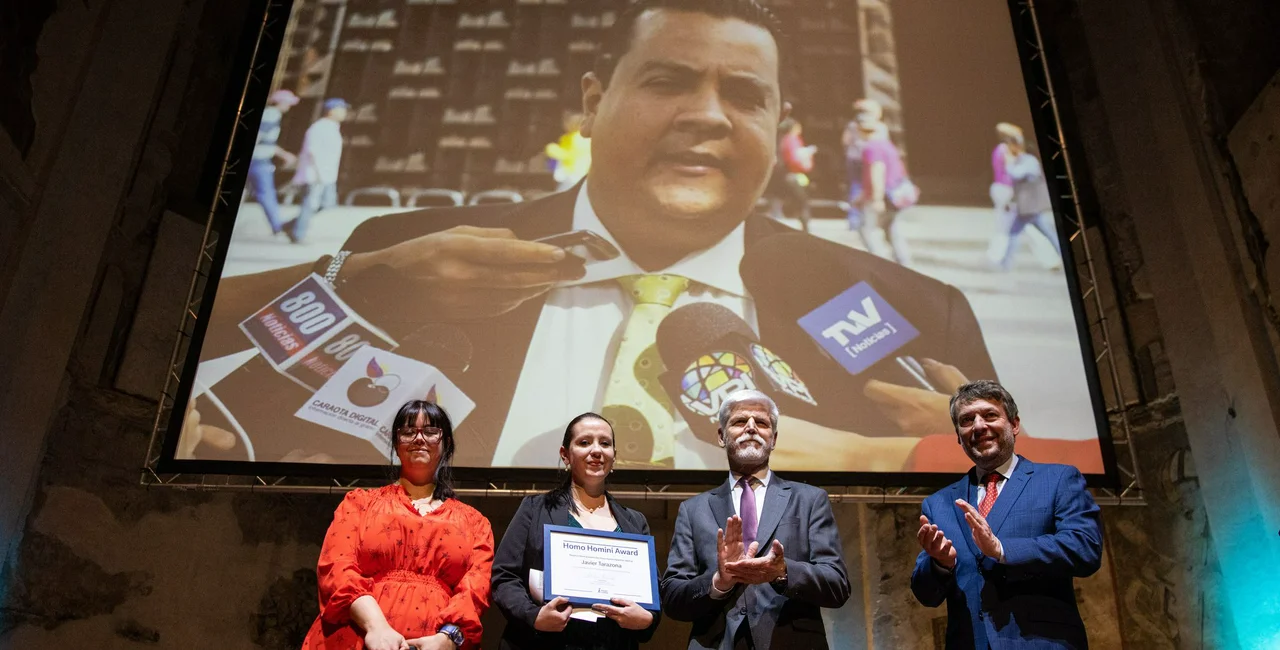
[491,493,661,650]
[201,188,997,463]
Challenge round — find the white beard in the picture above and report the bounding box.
[729,434,770,464]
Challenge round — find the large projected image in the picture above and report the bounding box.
[169,0,1107,476]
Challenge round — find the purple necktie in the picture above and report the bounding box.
[738,476,758,549]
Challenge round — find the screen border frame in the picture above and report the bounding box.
[152,0,1122,489]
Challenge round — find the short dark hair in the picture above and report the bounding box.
[949,380,1020,429]
[546,412,614,514]
[593,0,786,88]
[389,400,456,500]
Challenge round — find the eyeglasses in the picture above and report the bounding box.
[396,426,444,442]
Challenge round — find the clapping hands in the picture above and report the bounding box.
[916,515,957,569]
[714,515,786,590]
[955,500,1003,560]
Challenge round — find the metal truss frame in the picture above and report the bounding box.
[1015,0,1144,505]
[143,0,1145,506]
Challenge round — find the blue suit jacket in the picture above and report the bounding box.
[911,456,1103,649]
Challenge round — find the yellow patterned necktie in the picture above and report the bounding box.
[602,274,690,467]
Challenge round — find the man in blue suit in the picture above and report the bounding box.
[911,380,1103,649]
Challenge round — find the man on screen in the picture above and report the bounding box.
[912,379,1102,649]
[661,389,849,650]
[190,0,997,467]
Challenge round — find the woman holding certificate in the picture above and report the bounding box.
[301,400,494,650]
[491,413,661,650]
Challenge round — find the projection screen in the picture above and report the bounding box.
[159,0,1113,482]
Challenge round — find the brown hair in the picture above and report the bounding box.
[948,380,1020,430]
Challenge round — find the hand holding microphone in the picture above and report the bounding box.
[181,391,343,462]
[740,232,986,437]
[768,415,921,471]
[864,358,970,437]
[345,225,586,321]
[177,396,238,458]
[655,302,828,445]
[206,264,481,462]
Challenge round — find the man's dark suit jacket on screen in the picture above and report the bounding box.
[202,187,997,464]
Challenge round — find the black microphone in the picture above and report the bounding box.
[401,323,474,374]
[194,276,478,462]
[239,273,399,391]
[655,302,822,445]
[739,232,933,390]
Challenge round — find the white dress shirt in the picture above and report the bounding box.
[934,454,1019,574]
[977,454,1019,505]
[293,118,343,185]
[973,454,1018,563]
[729,468,771,524]
[492,183,757,468]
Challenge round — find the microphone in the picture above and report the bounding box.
[195,274,476,461]
[655,302,821,445]
[739,232,931,389]
[401,323,474,374]
[239,273,398,391]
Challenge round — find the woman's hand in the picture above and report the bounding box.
[534,596,572,632]
[362,624,407,650]
[592,598,654,630]
[405,633,455,650]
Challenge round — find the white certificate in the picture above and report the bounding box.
[542,525,660,611]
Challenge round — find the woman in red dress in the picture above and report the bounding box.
[302,400,493,650]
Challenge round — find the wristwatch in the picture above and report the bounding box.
[438,623,464,648]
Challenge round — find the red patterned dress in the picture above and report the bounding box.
[301,485,493,649]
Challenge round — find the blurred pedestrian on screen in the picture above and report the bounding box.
[286,97,349,244]
[854,99,918,266]
[987,123,1062,271]
[249,89,300,236]
[769,118,815,232]
[999,137,1062,271]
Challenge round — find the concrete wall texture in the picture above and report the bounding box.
[2,0,1279,648]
